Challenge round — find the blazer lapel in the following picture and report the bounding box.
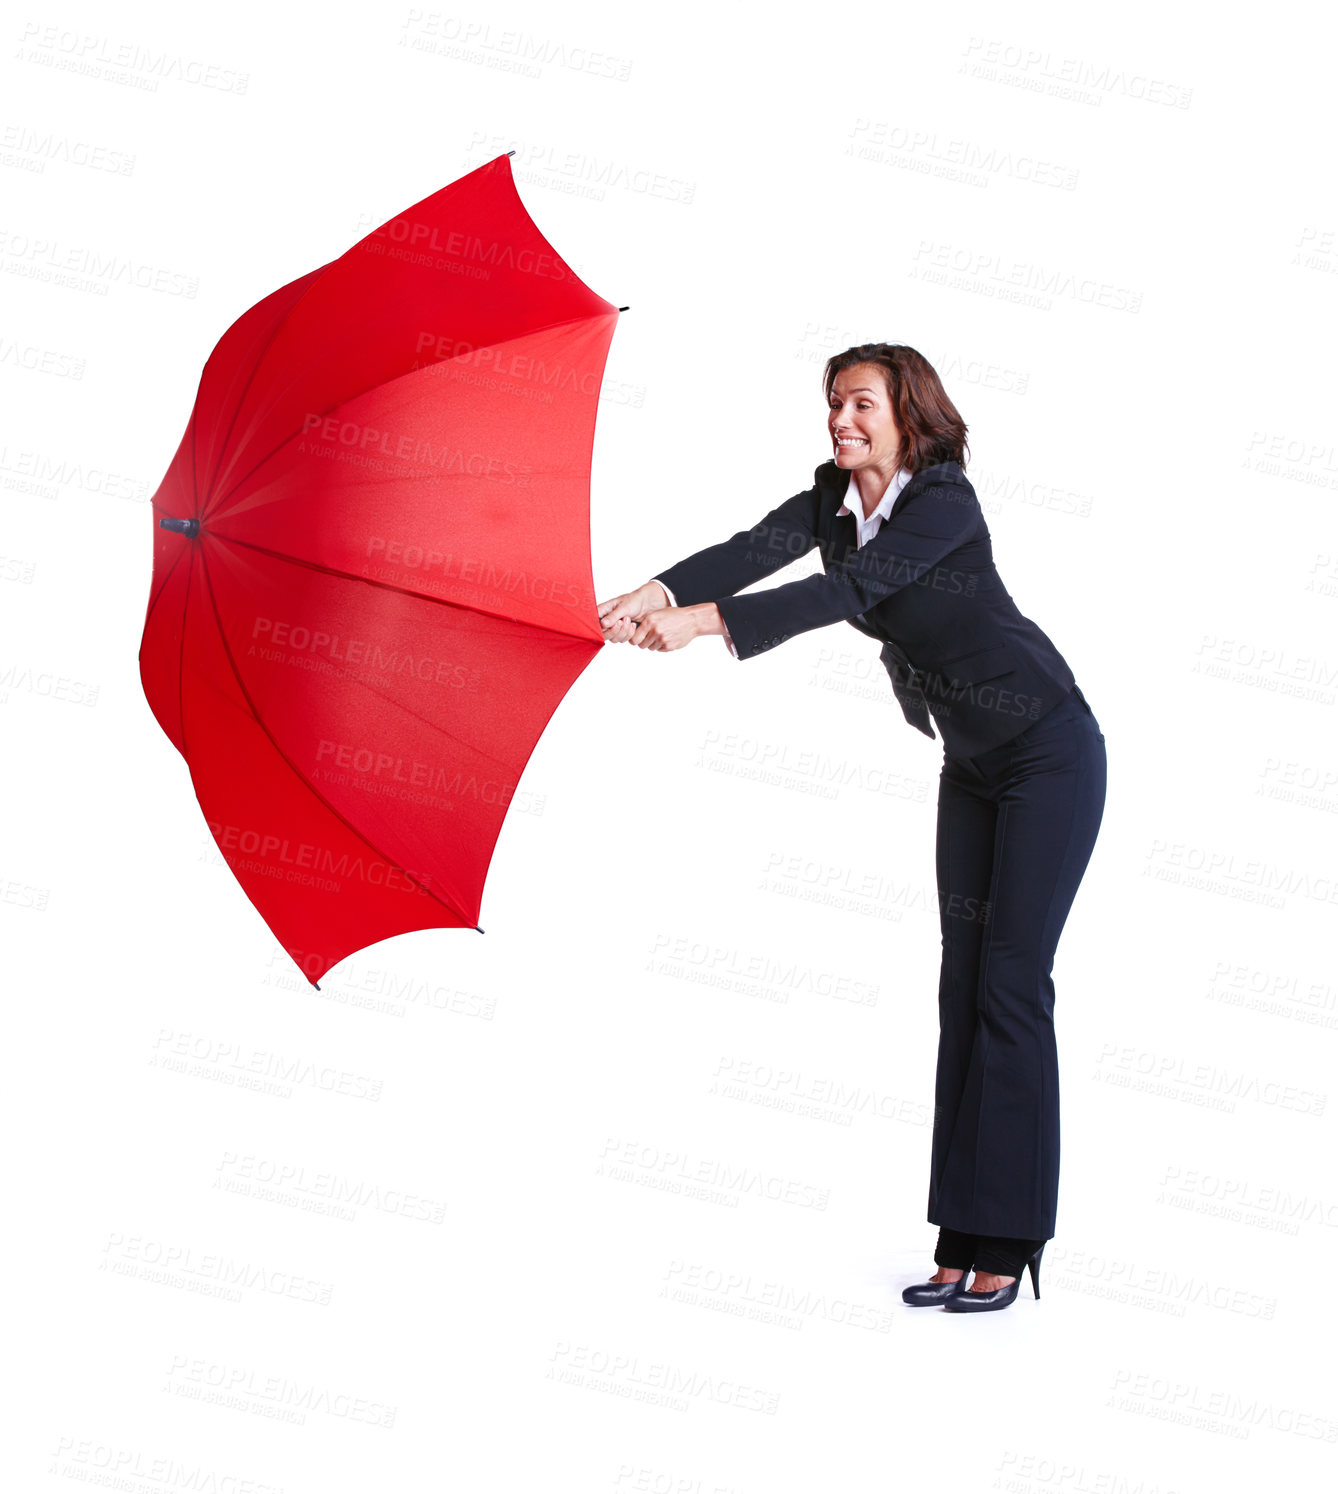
[815,458,966,563]
[809,457,964,741]
[817,462,856,558]
[831,506,857,558]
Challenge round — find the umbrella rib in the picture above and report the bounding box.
[207,530,595,642]
[205,533,580,773]
[289,641,518,777]
[176,545,195,757]
[197,263,333,527]
[143,528,186,628]
[194,541,476,930]
[200,308,613,526]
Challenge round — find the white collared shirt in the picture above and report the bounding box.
[656,467,913,656]
[838,466,914,547]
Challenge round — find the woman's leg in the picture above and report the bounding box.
[929,698,1107,1240]
[972,1235,1045,1278]
[933,1225,977,1270]
[928,755,997,1232]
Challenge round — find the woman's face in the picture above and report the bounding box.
[828,363,903,473]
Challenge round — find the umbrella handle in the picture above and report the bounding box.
[159,516,200,537]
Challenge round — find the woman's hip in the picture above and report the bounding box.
[941,685,1105,797]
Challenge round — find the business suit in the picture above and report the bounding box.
[654,457,1107,1242]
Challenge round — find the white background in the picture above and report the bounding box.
[5,1,1337,1489]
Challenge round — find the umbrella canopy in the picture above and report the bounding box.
[140,153,621,986]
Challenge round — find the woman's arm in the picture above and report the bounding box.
[715,481,983,659]
[598,480,823,653]
[649,482,822,608]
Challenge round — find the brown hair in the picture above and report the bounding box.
[822,344,970,473]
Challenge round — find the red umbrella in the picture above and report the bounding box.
[139,153,622,987]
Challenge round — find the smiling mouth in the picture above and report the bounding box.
[835,436,868,448]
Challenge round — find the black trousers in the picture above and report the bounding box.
[934,1224,1040,1277]
[927,684,1107,1244]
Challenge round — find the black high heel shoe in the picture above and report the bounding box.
[901,1270,972,1306]
[942,1242,1045,1313]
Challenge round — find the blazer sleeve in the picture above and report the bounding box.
[714,482,983,660]
[649,482,822,608]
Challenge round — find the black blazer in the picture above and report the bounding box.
[653,458,1076,758]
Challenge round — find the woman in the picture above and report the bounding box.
[597,344,1106,1313]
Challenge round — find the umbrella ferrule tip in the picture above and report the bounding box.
[159,516,200,537]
